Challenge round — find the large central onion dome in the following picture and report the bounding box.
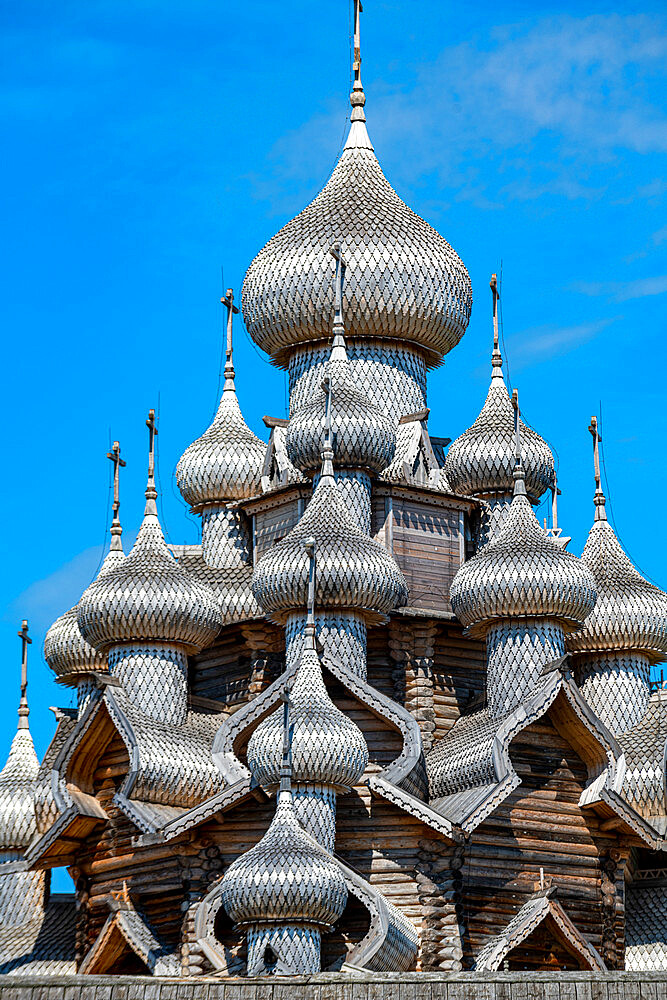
[451,491,596,635]
[252,450,407,621]
[242,115,472,368]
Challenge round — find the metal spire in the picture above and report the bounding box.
[588,415,607,521]
[106,441,126,551]
[17,620,31,730]
[221,288,240,393]
[145,408,159,515]
[350,0,366,122]
[319,376,335,482]
[330,244,347,355]
[303,537,317,649]
[490,273,503,377]
[511,389,527,497]
[278,688,294,798]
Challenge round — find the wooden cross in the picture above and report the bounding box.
[353,0,364,87]
[588,416,602,493]
[221,288,239,368]
[322,375,333,450]
[490,273,501,358]
[106,441,126,519]
[17,619,31,727]
[279,687,293,794]
[303,537,317,629]
[146,409,158,482]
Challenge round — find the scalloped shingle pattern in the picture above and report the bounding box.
[242,123,471,365]
[450,494,596,630]
[176,389,265,506]
[221,792,347,927]
[445,372,555,502]
[567,519,667,660]
[77,513,222,652]
[625,884,667,970]
[247,644,368,793]
[619,688,667,819]
[576,653,650,736]
[44,548,125,681]
[0,729,39,850]
[252,475,408,618]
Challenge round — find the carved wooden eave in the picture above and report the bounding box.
[424,663,651,840]
[473,888,607,972]
[373,481,477,513]
[79,899,180,976]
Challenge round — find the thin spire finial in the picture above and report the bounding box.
[17,620,31,729]
[320,375,335,481]
[511,389,527,497]
[221,288,239,392]
[145,409,158,514]
[350,0,366,122]
[330,244,346,344]
[588,416,607,521]
[106,441,126,551]
[303,537,317,648]
[490,273,503,375]
[278,688,294,797]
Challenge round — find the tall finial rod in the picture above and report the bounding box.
[350,0,366,122]
[106,441,126,551]
[221,288,239,392]
[278,688,293,797]
[319,375,335,482]
[17,620,31,729]
[303,537,317,647]
[588,416,607,521]
[511,389,527,497]
[490,274,502,374]
[330,244,346,341]
[551,475,560,532]
[145,409,158,514]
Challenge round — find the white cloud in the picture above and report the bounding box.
[571,275,667,302]
[505,316,619,369]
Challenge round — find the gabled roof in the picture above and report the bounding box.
[79,900,180,975]
[425,659,660,845]
[473,888,606,971]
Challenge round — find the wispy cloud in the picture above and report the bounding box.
[571,275,667,302]
[506,316,619,368]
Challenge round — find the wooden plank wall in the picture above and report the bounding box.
[253,498,303,561]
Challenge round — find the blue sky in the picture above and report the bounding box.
[2,1,666,766]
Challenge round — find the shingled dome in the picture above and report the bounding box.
[451,493,597,635]
[567,518,667,661]
[445,365,555,502]
[286,333,396,475]
[77,509,222,654]
[221,791,347,929]
[251,460,407,621]
[247,639,368,792]
[242,121,472,368]
[0,728,39,851]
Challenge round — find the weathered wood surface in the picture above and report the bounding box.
[1,970,665,999]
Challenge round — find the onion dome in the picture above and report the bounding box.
[241,21,471,369]
[177,291,265,508]
[451,400,596,635]
[78,414,222,653]
[252,442,407,622]
[285,248,396,475]
[222,701,347,929]
[0,623,39,851]
[248,548,368,790]
[567,424,667,661]
[445,276,555,502]
[45,442,126,683]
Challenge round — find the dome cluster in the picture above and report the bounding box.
[451,493,597,635]
[242,122,472,368]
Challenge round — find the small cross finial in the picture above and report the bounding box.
[588,416,607,521]
[490,274,502,372]
[320,376,335,481]
[350,0,366,122]
[279,687,294,796]
[106,441,126,549]
[145,409,158,512]
[511,389,527,497]
[17,619,31,729]
[220,288,240,391]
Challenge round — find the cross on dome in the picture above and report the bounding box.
[351,0,365,122]
[221,288,240,390]
[106,441,126,550]
[17,619,31,729]
[511,388,527,498]
[145,408,158,512]
[589,415,607,521]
